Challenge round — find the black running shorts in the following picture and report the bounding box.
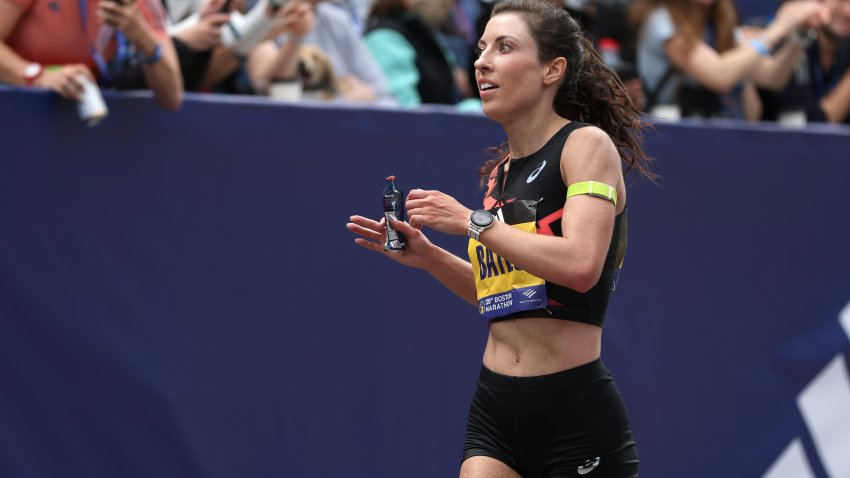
[463,358,639,477]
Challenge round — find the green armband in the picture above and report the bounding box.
[566,181,617,207]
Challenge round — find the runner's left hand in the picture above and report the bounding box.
[405,189,471,236]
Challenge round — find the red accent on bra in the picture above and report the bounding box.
[536,209,563,236]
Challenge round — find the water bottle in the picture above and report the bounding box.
[382,175,406,252]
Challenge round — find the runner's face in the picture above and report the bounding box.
[474,13,551,122]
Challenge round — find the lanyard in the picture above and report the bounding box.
[78,0,129,84]
[810,42,838,99]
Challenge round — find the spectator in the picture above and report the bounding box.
[364,0,462,107]
[244,0,314,95]
[436,0,484,110]
[588,0,645,109]
[630,0,828,120]
[343,0,371,32]
[326,0,369,35]
[258,0,396,104]
[164,0,232,91]
[1,0,184,110]
[203,0,313,94]
[760,0,850,124]
[413,0,475,99]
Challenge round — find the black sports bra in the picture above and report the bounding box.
[475,122,626,327]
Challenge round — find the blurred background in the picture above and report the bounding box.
[1,0,850,476]
[1,87,848,477]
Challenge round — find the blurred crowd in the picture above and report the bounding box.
[1,0,848,125]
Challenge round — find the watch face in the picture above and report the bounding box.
[471,210,494,227]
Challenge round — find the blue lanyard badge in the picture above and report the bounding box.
[78,0,129,84]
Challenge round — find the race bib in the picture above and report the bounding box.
[467,200,547,320]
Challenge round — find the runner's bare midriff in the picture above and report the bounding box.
[483,318,602,376]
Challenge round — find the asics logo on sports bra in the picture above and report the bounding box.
[526,160,547,183]
[577,457,600,475]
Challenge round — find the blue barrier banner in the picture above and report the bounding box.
[1,87,849,477]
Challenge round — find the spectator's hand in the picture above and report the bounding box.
[405,189,471,236]
[774,0,830,34]
[271,1,315,39]
[175,11,230,51]
[199,0,239,16]
[97,0,146,39]
[347,215,439,270]
[338,75,377,102]
[33,64,95,101]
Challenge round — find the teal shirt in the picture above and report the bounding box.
[365,29,422,107]
[365,28,458,108]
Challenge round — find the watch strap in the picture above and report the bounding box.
[468,210,494,241]
[23,63,43,86]
[136,43,163,65]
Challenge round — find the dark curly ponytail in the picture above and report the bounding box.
[479,0,655,182]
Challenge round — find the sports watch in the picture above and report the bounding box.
[23,63,43,86]
[468,209,495,241]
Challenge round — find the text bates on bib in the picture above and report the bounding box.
[467,201,548,320]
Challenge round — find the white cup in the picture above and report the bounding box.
[650,104,681,122]
[77,75,108,127]
[778,109,807,128]
[269,80,302,102]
